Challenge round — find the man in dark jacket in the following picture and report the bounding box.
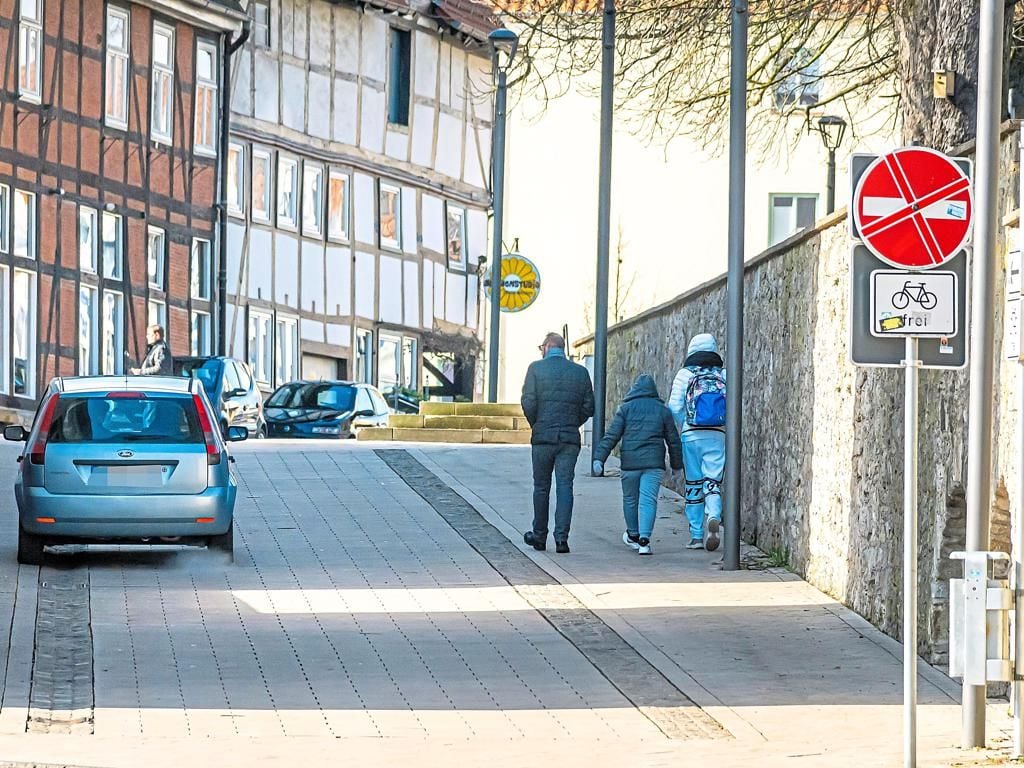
[130,325,172,376]
[521,332,595,554]
[592,374,683,556]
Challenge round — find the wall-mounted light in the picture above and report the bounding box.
[103,202,116,212]
[44,187,65,197]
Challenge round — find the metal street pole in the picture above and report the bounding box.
[904,336,920,768]
[723,0,747,570]
[590,0,614,465]
[826,148,837,214]
[963,0,1004,746]
[487,69,509,403]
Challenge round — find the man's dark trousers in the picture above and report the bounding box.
[531,442,581,543]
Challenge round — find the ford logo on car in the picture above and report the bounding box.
[117,450,135,458]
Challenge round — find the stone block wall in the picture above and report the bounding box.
[579,125,1022,660]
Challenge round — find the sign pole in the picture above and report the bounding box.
[904,334,920,768]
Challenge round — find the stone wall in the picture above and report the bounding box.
[578,125,1022,659]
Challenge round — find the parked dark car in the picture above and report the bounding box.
[264,381,390,438]
[174,356,267,438]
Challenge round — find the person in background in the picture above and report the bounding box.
[668,333,727,552]
[591,373,683,556]
[521,332,595,554]
[130,325,172,376]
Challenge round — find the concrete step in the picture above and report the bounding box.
[423,415,518,430]
[389,415,425,428]
[357,427,394,441]
[419,402,525,418]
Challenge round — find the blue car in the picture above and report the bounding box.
[264,381,390,438]
[5,375,247,565]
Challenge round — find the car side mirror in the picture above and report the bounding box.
[354,409,375,418]
[225,426,248,442]
[3,425,27,442]
[229,387,248,398]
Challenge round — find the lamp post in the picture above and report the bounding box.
[486,28,518,403]
[816,115,847,214]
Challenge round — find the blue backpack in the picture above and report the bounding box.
[684,367,726,427]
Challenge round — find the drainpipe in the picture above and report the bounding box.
[217,20,251,357]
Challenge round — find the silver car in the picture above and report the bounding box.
[4,375,246,565]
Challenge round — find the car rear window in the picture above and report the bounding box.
[46,395,204,444]
[176,359,221,398]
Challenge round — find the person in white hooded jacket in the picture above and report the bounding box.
[667,333,726,551]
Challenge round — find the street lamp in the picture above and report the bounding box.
[816,115,847,214]
[486,28,518,403]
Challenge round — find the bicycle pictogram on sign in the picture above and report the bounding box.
[891,281,938,310]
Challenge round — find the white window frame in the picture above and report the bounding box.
[0,266,9,394]
[248,309,273,385]
[275,314,298,387]
[252,147,273,223]
[302,163,324,239]
[401,336,418,389]
[147,225,165,289]
[80,285,99,376]
[0,185,9,254]
[151,22,175,144]
[769,193,819,246]
[18,0,42,102]
[774,48,821,110]
[227,142,245,217]
[277,155,298,230]
[191,237,212,300]
[194,39,218,156]
[102,211,123,280]
[379,181,402,251]
[192,310,212,356]
[79,205,97,273]
[13,190,36,259]
[147,298,166,333]
[13,268,35,398]
[105,6,130,129]
[327,170,350,243]
[102,289,124,375]
[356,328,373,384]
[253,0,271,48]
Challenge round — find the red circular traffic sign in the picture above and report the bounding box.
[853,147,973,270]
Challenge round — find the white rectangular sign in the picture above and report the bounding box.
[870,270,958,338]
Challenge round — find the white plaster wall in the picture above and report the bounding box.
[332,78,358,145]
[438,43,452,107]
[254,54,279,123]
[226,305,246,358]
[433,262,445,320]
[445,271,466,326]
[308,72,331,139]
[415,35,438,99]
[282,63,307,132]
[403,261,419,327]
[401,188,417,256]
[422,260,434,327]
[232,53,252,116]
[385,129,407,161]
[355,251,376,318]
[301,241,325,313]
[450,51,466,113]
[379,255,403,323]
[435,112,462,179]
[293,0,308,58]
[360,86,386,154]
[281,0,295,56]
[275,234,299,308]
[411,104,434,167]
[466,274,478,330]
[248,229,273,300]
[227,222,245,294]
[334,7,359,72]
[309,3,332,68]
[361,15,387,82]
[464,124,485,189]
[325,245,352,316]
[326,323,352,348]
[354,174,376,245]
[422,195,444,253]
[466,208,487,264]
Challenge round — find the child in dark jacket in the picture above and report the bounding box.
[592,374,683,555]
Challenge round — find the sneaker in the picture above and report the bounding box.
[622,531,641,550]
[705,518,721,553]
[685,538,705,550]
[637,537,652,555]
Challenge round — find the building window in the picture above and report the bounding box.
[401,337,418,389]
[102,211,123,279]
[0,186,8,254]
[302,163,324,239]
[445,203,467,271]
[151,23,175,143]
[80,286,99,375]
[79,206,97,273]
[775,48,820,109]
[248,309,272,384]
[356,328,373,384]
[387,28,411,126]
[379,182,401,250]
[253,0,271,47]
[377,334,400,391]
[228,143,245,217]
[769,193,818,246]
[13,190,35,259]
[18,0,42,102]
[148,299,166,332]
[192,311,211,356]
[105,7,130,128]
[102,290,124,375]
[194,40,218,155]
[275,315,298,386]
[327,170,350,243]
[277,156,298,229]
[0,267,9,393]
[192,238,212,299]
[13,270,34,397]
[252,148,273,223]
[147,226,165,289]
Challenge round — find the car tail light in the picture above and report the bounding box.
[105,391,148,399]
[192,393,221,466]
[28,395,60,466]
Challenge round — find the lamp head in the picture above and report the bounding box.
[488,28,519,74]
[817,115,848,153]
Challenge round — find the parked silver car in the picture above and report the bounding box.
[4,375,246,565]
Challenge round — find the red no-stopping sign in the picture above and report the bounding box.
[852,147,973,270]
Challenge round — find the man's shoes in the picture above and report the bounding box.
[524,531,546,551]
[555,540,570,554]
[637,537,652,556]
[705,518,721,552]
[623,531,641,550]
[685,538,705,550]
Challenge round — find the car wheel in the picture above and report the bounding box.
[17,526,46,566]
[208,522,234,563]
[256,421,268,439]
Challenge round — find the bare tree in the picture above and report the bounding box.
[613,220,638,323]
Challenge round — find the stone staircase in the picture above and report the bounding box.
[357,402,531,444]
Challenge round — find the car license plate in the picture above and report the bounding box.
[312,427,340,435]
[94,465,162,486]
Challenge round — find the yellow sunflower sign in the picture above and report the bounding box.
[485,254,541,313]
